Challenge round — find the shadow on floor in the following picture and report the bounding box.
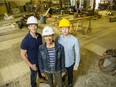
[73,47,99,85]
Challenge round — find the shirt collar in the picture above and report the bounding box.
[28,32,38,39]
[62,34,71,38]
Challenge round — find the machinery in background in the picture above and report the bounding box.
[98,49,116,76]
[16,15,27,29]
[4,13,14,20]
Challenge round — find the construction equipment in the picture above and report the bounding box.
[98,49,116,75]
[16,15,27,29]
[70,16,92,35]
[4,13,14,20]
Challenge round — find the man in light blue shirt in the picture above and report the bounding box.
[56,18,80,87]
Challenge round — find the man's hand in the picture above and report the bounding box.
[62,72,66,77]
[73,66,78,71]
[30,64,38,71]
[41,73,46,77]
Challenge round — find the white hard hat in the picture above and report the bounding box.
[27,16,38,24]
[42,26,54,36]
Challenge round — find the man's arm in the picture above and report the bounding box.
[21,49,37,71]
[74,38,80,71]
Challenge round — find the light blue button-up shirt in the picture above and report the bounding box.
[57,34,80,68]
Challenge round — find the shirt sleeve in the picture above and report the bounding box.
[38,46,44,73]
[61,46,65,72]
[38,34,42,44]
[74,38,80,67]
[20,38,28,50]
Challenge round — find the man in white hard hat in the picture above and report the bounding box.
[38,26,65,87]
[20,16,47,87]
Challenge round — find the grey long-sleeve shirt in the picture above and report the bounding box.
[57,34,80,68]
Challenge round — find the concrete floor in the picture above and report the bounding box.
[0,13,116,87]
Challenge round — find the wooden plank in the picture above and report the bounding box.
[109,16,116,22]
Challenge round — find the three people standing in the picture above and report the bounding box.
[21,16,80,87]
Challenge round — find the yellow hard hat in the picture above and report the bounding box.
[59,18,71,27]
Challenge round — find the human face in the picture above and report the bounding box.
[61,27,70,36]
[44,35,53,45]
[28,24,38,34]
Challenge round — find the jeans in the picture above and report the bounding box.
[62,63,74,85]
[30,66,42,87]
[46,72,63,87]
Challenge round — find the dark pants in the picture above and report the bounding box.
[63,63,74,85]
[30,66,42,87]
[46,72,63,87]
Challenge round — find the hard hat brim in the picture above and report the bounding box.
[26,23,38,26]
[59,25,70,27]
[42,33,54,36]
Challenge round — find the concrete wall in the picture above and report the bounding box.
[6,0,31,6]
[6,0,60,6]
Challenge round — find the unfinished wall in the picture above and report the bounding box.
[6,0,30,6]
[0,4,7,14]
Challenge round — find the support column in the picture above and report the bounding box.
[95,0,100,9]
[79,0,83,9]
[59,0,62,9]
[92,0,96,15]
[110,0,113,10]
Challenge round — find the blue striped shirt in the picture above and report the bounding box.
[47,47,56,73]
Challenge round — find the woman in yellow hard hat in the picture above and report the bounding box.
[56,18,80,87]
